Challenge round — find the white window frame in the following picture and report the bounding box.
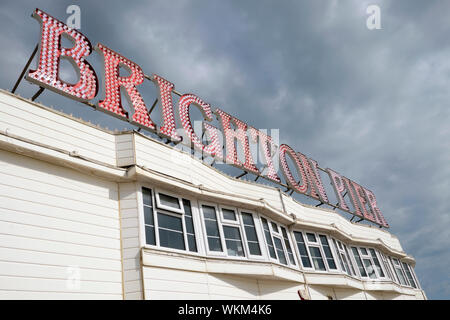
[357,247,379,279]
[155,189,184,214]
[217,205,248,259]
[237,209,266,261]
[332,239,357,277]
[367,248,389,280]
[401,261,418,289]
[292,230,315,271]
[139,185,201,256]
[380,252,396,282]
[199,201,227,257]
[391,257,409,286]
[301,231,330,273]
[259,215,296,268]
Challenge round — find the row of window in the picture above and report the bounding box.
[141,187,419,289]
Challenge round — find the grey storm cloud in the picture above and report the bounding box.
[0,0,448,299]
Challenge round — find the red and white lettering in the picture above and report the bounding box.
[279,144,308,194]
[95,43,155,130]
[26,9,98,101]
[297,153,329,203]
[326,168,351,211]
[363,188,389,227]
[152,75,181,141]
[215,109,259,174]
[178,94,222,159]
[249,128,281,183]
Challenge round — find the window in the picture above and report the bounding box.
[299,231,328,271]
[261,218,277,260]
[351,247,368,277]
[368,249,385,278]
[391,258,408,286]
[281,227,296,266]
[319,235,337,270]
[260,217,295,267]
[142,188,197,253]
[380,252,395,281]
[401,262,417,288]
[359,247,377,279]
[201,205,263,259]
[241,212,262,256]
[333,239,355,276]
[202,205,223,252]
[293,231,312,269]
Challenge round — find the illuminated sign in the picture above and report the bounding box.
[23,8,389,228]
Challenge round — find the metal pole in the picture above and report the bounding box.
[12,44,39,94]
[31,86,45,101]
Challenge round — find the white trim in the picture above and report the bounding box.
[154,189,184,214]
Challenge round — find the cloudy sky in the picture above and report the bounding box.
[0,0,448,299]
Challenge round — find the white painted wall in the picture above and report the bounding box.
[142,266,305,300]
[0,150,123,299]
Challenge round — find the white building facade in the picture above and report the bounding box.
[0,89,426,300]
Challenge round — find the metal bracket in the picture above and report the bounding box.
[12,44,39,94]
[31,87,45,101]
[236,171,247,179]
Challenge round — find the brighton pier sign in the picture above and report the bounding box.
[20,8,388,228]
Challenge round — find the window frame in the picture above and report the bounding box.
[140,186,201,255]
[199,201,228,257]
[292,230,315,271]
[259,215,296,268]
[294,230,332,273]
[391,257,408,286]
[332,239,357,277]
[237,209,266,260]
[218,205,248,259]
[155,189,185,214]
[401,261,418,289]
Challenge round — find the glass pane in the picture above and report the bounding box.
[294,232,312,268]
[223,226,245,257]
[205,220,220,237]
[273,237,287,265]
[145,225,155,245]
[223,226,241,240]
[344,245,356,276]
[310,246,326,271]
[182,199,192,216]
[225,240,245,257]
[159,228,185,250]
[262,218,277,259]
[222,208,236,221]
[185,216,194,234]
[241,212,254,225]
[187,234,197,252]
[363,259,377,279]
[402,262,417,288]
[144,206,154,226]
[306,233,317,242]
[207,237,222,252]
[360,248,368,256]
[157,212,183,232]
[248,242,262,256]
[202,205,217,220]
[142,188,152,206]
[281,228,296,265]
[352,247,367,277]
[158,193,181,210]
[244,226,258,242]
[319,235,336,269]
[271,222,279,233]
[369,249,385,277]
